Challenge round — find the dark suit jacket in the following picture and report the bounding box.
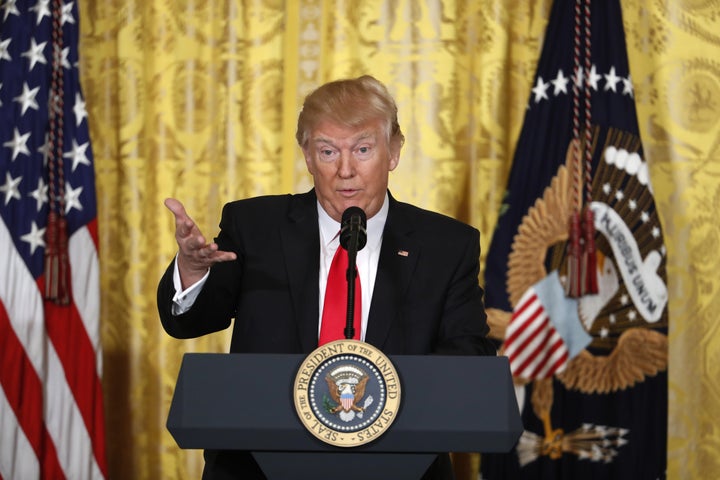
[157,190,495,479]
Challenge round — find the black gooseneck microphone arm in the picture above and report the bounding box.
[339,207,367,340]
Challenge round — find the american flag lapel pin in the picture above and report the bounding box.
[397,250,409,257]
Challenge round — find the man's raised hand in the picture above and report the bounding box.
[164,198,237,289]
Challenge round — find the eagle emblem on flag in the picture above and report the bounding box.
[494,141,669,464]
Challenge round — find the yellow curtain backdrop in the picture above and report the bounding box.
[76,1,719,478]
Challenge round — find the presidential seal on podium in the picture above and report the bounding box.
[293,339,401,447]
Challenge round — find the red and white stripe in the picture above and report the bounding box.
[0,219,107,480]
[503,289,570,380]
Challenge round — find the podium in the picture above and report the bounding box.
[168,353,522,479]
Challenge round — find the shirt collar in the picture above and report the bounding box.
[317,193,389,250]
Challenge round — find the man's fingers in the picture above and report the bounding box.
[165,198,200,238]
[194,243,236,262]
[209,250,238,263]
[177,234,207,259]
[178,245,237,272]
[164,198,187,218]
[192,234,208,251]
[165,198,236,265]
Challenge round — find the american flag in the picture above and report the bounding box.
[0,0,107,479]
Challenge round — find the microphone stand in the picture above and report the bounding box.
[340,207,366,341]
[344,227,359,340]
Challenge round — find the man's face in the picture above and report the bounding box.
[303,119,400,222]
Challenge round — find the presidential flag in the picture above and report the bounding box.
[0,0,107,478]
[482,0,668,478]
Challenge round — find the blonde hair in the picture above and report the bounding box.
[296,75,405,149]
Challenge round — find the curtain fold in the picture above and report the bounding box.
[77,1,720,478]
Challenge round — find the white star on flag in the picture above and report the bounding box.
[74,92,88,125]
[532,76,550,103]
[64,138,91,171]
[622,75,634,97]
[587,64,601,90]
[29,176,49,211]
[604,66,621,92]
[21,37,47,71]
[64,182,84,213]
[552,69,569,96]
[13,82,40,115]
[29,0,51,24]
[20,220,46,254]
[1,171,22,204]
[3,127,31,160]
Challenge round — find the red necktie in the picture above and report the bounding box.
[318,246,361,346]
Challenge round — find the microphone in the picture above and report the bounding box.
[340,206,367,254]
[339,207,366,340]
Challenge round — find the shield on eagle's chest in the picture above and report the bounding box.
[341,390,354,411]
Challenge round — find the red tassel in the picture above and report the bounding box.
[565,211,582,298]
[44,211,71,305]
[581,206,598,295]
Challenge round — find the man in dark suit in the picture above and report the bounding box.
[158,75,495,479]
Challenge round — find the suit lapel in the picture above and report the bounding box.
[280,191,321,352]
[365,197,420,349]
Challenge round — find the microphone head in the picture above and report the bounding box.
[340,207,367,251]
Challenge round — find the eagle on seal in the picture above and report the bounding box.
[326,374,369,414]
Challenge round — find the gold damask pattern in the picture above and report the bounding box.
[77,1,719,478]
[624,1,720,476]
